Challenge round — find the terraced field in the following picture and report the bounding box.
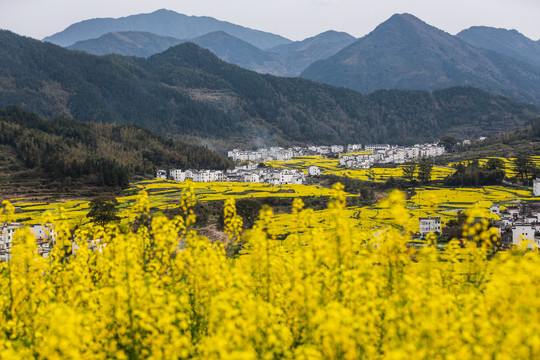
[7,178,539,238]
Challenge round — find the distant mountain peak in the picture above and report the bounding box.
[43,9,291,49]
[374,13,439,34]
[301,14,540,105]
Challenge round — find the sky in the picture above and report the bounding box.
[1,0,539,41]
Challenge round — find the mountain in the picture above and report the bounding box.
[0,30,538,150]
[268,30,356,76]
[68,31,183,58]
[270,30,355,53]
[457,26,540,68]
[301,14,540,105]
[62,28,356,76]
[189,31,286,75]
[43,9,291,49]
[0,106,232,195]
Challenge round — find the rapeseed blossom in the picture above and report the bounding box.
[0,185,539,359]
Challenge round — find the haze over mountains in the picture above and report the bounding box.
[47,10,540,107]
[1,30,537,150]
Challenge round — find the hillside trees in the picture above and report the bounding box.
[0,106,232,190]
[513,155,537,185]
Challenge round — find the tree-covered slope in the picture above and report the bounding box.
[63,29,356,76]
[301,14,540,106]
[457,26,540,69]
[0,30,538,149]
[68,31,184,58]
[0,106,232,193]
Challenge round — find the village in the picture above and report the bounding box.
[157,142,447,185]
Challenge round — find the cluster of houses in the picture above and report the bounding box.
[158,142,446,184]
[491,202,540,248]
[0,223,57,262]
[158,163,306,185]
[226,144,362,162]
[340,143,445,169]
[419,193,540,249]
[227,143,444,165]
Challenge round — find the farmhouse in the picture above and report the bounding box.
[419,216,441,236]
[512,223,539,247]
[307,165,320,176]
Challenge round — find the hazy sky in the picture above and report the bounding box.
[1,0,539,41]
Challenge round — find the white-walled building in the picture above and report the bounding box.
[156,170,167,179]
[1,223,57,262]
[243,173,260,183]
[419,217,441,236]
[170,169,185,182]
[490,204,500,214]
[307,165,320,176]
[534,179,540,197]
[512,223,538,247]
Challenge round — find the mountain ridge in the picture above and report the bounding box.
[43,9,291,50]
[301,13,540,105]
[457,26,540,68]
[1,29,538,150]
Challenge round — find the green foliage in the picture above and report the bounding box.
[402,161,417,183]
[439,135,457,153]
[86,195,120,226]
[444,161,505,187]
[0,106,232,190]
[235,199,263,229]
[484,158,505,171]
[513,155,537,184]
[418,158,433,184]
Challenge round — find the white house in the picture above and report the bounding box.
[347,144,362,152]
[169,169,185,182]
[156,170,167,179]
[243,173,260,183]
[512,223,538,247]
[534,179,540,197]
[0,223,57,262]
[490,204,500,214]
[419,217,441,236]
[307,165,320,176]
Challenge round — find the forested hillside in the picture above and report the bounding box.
[0,30,538,149]
[0,106,232,195]
[449,117,540,158]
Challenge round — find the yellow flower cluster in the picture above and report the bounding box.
[1,185,540,359]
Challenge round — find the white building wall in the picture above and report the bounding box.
[534,179,540,196]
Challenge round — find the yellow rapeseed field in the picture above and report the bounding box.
[1,186,540,359]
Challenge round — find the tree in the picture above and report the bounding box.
[418,158,433,184]
[86,195,120,226]
[485,158,505,171]
[236,199,263,229]
[439,135,457,153]
[402,161,417,182]
[513,155,536,185]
